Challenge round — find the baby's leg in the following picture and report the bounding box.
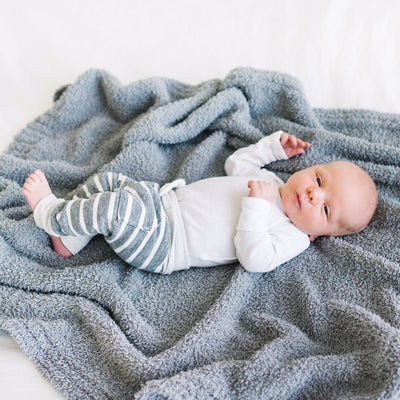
[50,172,129,239]
[71,172,128,200]
[32,181,119,240]
[53,172,127,256]
[22,170,73,258]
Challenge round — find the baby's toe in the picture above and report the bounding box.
[34,170,46,182]
[22,183,32,192]
[26,177,37,185]
[30,174,40,183]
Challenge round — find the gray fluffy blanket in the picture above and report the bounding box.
[0,68,399,399]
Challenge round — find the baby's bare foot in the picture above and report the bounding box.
[51,237,73,258]
[22,170,53,211]
[22,171,72,258]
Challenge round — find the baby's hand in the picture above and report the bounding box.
[247,180,274,202]
[280,132,310,158]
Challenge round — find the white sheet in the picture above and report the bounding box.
[0,0,399,398]
[0,334,62,398]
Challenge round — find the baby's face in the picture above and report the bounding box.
[279,161,371,240]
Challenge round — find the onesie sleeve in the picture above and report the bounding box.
[234,197,310,273]
[224,131,288,177]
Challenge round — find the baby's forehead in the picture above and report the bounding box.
[325,161,375,216]
[319,162,373,206]
[323,161,366,182]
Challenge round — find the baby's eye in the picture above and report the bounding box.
[316,176,322,186]
[324,205,329,216]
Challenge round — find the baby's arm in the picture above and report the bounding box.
[238,179,309,272]
[225,131,310,176]
[234,198,310,272]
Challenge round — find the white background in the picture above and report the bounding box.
[0,0,399,398]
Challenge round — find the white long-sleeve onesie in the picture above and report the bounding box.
[175,131,310,273]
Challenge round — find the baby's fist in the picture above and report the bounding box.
[247,180,274,202]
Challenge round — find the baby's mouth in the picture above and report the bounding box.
[297,193,301,208]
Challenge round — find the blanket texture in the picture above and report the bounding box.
[0,68,399,400]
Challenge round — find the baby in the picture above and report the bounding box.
[22,131,377,274]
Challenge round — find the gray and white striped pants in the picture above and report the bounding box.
[41,172,171,273]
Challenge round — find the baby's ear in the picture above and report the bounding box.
[309,235,318,242]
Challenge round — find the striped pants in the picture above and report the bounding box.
[36,172,171,273]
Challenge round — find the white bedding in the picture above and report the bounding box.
[0,0,398,398]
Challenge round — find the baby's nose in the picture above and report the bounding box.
[307,187,321,204]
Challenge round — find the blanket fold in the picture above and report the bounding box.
[0,67,399,399]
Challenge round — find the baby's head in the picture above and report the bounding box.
[279,161,377,241]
